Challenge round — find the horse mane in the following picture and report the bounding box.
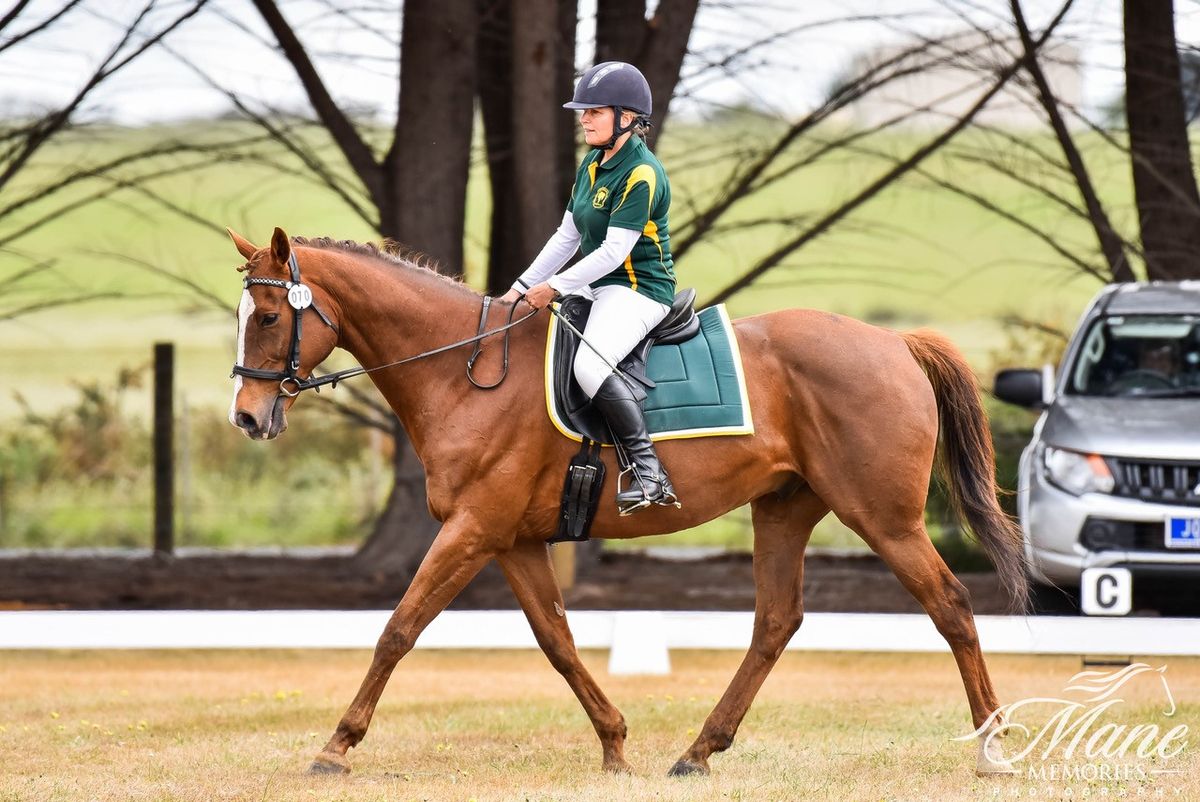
[290,236,479,299]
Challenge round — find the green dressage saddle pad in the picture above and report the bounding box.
[545,300,754,443]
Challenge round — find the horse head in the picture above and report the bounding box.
[226,226,339,440]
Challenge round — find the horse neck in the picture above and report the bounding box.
[305,247,483,448]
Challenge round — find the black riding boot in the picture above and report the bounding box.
[591,374,679,515]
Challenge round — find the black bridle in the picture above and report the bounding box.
[231,252,336,396]
[231,252,538,397]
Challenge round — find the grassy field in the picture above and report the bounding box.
[0,120,1123,416]
[0,648,1196,801]
[0,119,1129,549]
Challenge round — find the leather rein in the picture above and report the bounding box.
[230,252,537,397]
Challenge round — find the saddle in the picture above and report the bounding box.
[552,288,700,444]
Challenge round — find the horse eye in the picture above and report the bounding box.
[260,313,280,327]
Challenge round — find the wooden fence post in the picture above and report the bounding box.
[153,342,174,556]
[0,469,8,534]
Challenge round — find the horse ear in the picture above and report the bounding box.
[227,228,257,260]
[271,227,291,266]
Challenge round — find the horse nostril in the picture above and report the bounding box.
[235,411,258,432]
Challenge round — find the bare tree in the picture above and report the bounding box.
[595,0,700,146]
[476,0,578,294]
[232,0,479,575]
[248,0,477,272]
[0,0,211,247]
[1010,0,1132,282]
[1122,0,1200,280]
[0,1,218,326]
[15,1,1139,576]
[697,1,1075,305]
[0,1,210,218]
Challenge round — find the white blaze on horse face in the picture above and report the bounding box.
[229,289,255,426]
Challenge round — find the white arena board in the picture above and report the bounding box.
[0,610,1197,656]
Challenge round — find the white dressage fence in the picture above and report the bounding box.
[2,610,1198,674]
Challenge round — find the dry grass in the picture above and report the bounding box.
[0,649,1197,801]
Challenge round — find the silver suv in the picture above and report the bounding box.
[995,282,1200,613]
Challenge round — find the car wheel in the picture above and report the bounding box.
[1029,581,1080,615]
[1138,585,1200,617]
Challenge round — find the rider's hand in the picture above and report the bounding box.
[499,288,523,304]
[523,282,559,310]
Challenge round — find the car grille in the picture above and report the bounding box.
[1080,517,1200,553]
[1107,458,1200,506]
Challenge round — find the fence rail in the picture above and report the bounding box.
[2,610,1197,658]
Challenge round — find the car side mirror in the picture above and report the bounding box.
[994,368,1045,408]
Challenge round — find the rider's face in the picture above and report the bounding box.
[579,107,615,146]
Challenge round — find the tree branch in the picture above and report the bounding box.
[0,292,138,322]
[673,34,987,254]
[162,43,380,229]
[1011,0,1131,282]
[86,250,232,315]
[0,0,82,54]
[0,0,209,193]
[704,0,1076,306]
[249,0,383,204]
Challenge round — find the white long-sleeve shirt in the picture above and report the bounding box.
[511,210,641,298]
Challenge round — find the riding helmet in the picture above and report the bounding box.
[563,61,653,116]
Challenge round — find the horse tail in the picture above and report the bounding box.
[902,329,1030,613]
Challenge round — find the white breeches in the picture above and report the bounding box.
[572,283,670,398]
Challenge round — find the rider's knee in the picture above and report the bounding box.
[574,351,608,398]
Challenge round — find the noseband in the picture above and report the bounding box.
[230,251,538,397]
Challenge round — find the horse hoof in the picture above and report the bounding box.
[667,759,709,777]
[975,735,1020,776]
[308,752,351,775]
[603,758,633,774]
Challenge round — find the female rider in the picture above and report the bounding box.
[500,61,678,515]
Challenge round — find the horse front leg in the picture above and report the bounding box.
[309,518,497,775]
[497,539,631,773]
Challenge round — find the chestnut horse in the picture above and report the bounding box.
[226,227,1027,777]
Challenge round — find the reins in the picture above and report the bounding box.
[466,296,521,390]
[231,252,539,397]
[300,299,536,395]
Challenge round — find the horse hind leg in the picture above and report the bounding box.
[852,517,1016,775]
[669,487,827,777]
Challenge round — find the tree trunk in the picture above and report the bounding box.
[633,0,699,146]
[479,0,577,294]
[382,0,478,275]
[511,0,565,265]
[355,0,478,574]
[353,421,439,575]
[479,0,523,294]
[361,0,697,573]
[555,0,578,208]
[595,0,644,63]
[1124,0,1200,280]
[595,0,699,147]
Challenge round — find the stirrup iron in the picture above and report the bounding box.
[615,465,681,516]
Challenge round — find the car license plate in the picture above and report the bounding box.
[1165,517,1200,549]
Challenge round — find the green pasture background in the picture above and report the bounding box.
[0,119,1127,551]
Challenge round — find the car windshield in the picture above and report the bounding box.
[1066,314,1200,397]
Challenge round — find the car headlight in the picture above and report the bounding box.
[1043,446,1115,496]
